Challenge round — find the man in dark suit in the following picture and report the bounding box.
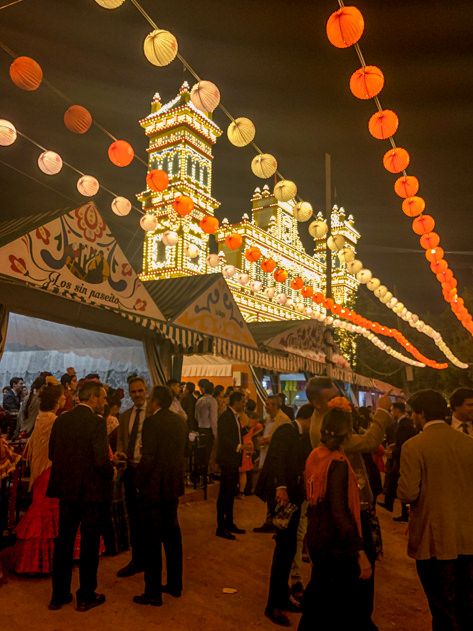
[115,376,148,577]
[47,380,113,612]
[133,386,187,607]
[216,391,247,540]
[256,412,312,627]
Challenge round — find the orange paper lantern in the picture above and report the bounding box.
[436,269,453,283]
[326,6,364,49]
[301,286,314,298]
[425,247,444,263]
[323,298,334,310]
[64,105,92,134]
[383,147,410,174]
[402,196,425,218]
[350,65,384,100]
[313,292,324,304]
[108,140,134,167]
[290,277,304,290]
[173,195,194,216]
[412,214,434,235]
[200,215,219,234]
[261,258,276,273]
[274,268,288,283]
[442,279,457,291]
[394,175,419,198]
[430,259,448,274]
[368,110,399,140]
[9,56,43,91]
[245,246,262,262]
[225,233,243,250]
[146,169,169,192]
[420,232,440,250]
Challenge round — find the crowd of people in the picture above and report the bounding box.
[1,370,473,630]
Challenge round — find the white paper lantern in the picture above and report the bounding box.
[143,29,178,67]
[222,265,236,278]
[38,150,62,175]
[140,214,158,231]
[338,247,355,264]
[237,273,250,286]
[325,316,334,325]
[273,179,297,203]
[295,302,305,313]
[367,277,380,291]
[347,259,363,275]
[308,220,328,239]
[410,313,419,324]
[293,201,313,222]
[227,117,255,147]
[264,287,275,299]
[111,196,131,216]
[0,119,17,146]
[95,0,125,8]
[190,80,220,113]
[387,297,398,309]
[185,244,199,259]
[206,253,220,268]
[277,293,288,305]
[327,234,345,251]
[393,302,404,313]
[380,291,393,304]
[162,230,179,247]
[77,175,99,197]
[287,298,294,308]
[250,280,263,292]
[251,153,277,179]
[374,285,388,298]
[305,307,313,317]
[356,268,372,284]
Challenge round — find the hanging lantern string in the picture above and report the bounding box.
[0,158,77,205]
[0,0,24,10]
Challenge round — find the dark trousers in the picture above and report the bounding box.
[123,465,144,566]
[216,465,239,531]
[141,499,183,599]
[383,459,399,510]
[266,505,301,610]
[52,499,105,601]
[416,556,473,631]
[197,428,214,476]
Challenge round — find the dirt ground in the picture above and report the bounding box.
[0,490,430,631]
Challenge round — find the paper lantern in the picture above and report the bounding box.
[420,232,440,250]
[250,281,263,292]
[313,292,324,304]
[327,235,345,251]
[173,195,194,216]
[368,110,399,140]
[111,196,131,216]
[436,269,453,283]
[0,120,17,146]
[245,246,261,262]
[146,169,169,192]
[301,286,314,298]
[367,277,381,291]
[338,247,355,264]
[277,293,288,305]
[291,277,304,290]
[225,233,243,250]
[227,117,255,147]
[293,201,313,222]
[206,253,220,268]
[9,56,43,91]
[374,285,388,298]
[326,6,364,48]
[402,196,425,218]
[295,303,305,314]
[140,214,158,232]
[412,214,434,235]
[38,151,62,175]
[185,244,199,259]
[383,147,410,174]
[95,0,125,7]
[274,268,288,283]
[261,258,276,273]
[222,265,236,278]
[237,273,250,286]
[251,153,277,179]
[430,259,448,274]
[190,81,220,113]
[77,175,99,197]
[144,29,178,67]
[162,230,179,247]
[64,105,92,134]
[264,287,275,299]
[442,279,457,292]
[309,220,328,239]
[425,247,444,263]
[394,175,419,198]
[350,66,384,100]
[356,269,372,284]
[200,215,219,234]
[274,180,297,202]
[347,259,363,275]
[108,140,134,167]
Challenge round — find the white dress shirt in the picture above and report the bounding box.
[451,415,473,436]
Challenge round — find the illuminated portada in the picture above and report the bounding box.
[139,82,360,322]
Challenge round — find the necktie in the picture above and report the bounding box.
[460,423,469,435]
[127,408,143,461]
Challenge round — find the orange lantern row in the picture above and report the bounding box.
[326,6,364,49]
[245,247,261,262]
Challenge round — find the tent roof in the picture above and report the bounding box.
[248,320,308,346]
[0,207,70,248]
[145,274,220,321]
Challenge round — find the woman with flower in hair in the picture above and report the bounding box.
[298,397,372,631]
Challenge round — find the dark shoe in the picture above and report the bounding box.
[290,581,304,602]
[393,515,409,522]
[377,502,393,513]
[282,598,302,613]
[265,607,290,627]
[48,593,73,610]
[116,562,144,578]
[228,524,246,534]
[133,593,162,607]
[162,584,181,598]
[253,523,276,533]
[76,593,106,612]
[216,528,236,540]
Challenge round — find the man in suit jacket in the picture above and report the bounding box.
[215,391,247,540]
[115,376,148,577]
[47,380,113,612]
[256,412,312,627]
[133,385,187,607]
[398,389,473,631]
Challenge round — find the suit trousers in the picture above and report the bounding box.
[416,555,473,631]
[266,505,301,610]
[123,465,144,566]
[216,465,239,530]
[52,499,105,601]
[140,499,183,598]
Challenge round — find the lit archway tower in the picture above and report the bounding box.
[138,82,222,280]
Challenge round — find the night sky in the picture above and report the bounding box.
[1,0,472,323]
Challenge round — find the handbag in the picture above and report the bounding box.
[272,502,298,530]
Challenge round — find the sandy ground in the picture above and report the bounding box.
[1,491,430,631]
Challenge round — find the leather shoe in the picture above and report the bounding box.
[253,523,276,533]
[377,502,393,513]
[76,593,105,612]
[216,528,236,540]
[282,599,302,613]
[161,584,181,598]
[290,581,304,602]
[116,562,144,578]
[393,515,409,522]
[133,593,162,607]
[265,607,290,627]
[48,593,73,610]
[228,524,246,534]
